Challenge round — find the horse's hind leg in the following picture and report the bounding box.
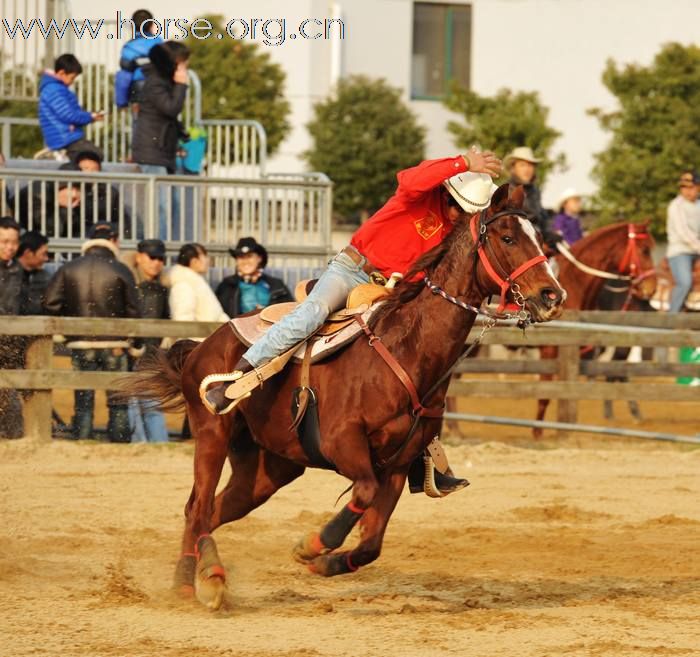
[175,428,304,596]
[211,434,305,528]
[308,469,407,577]
[174,400,236,609]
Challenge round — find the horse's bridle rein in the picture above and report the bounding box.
[556,223,655,291]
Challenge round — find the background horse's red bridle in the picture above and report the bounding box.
[618,224,654,279]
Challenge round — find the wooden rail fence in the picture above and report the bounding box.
[0,312,698,441]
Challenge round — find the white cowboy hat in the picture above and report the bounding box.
[443,171,498,215]
[557,187,581,210]
[504,146,542,168]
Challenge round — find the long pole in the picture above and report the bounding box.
[444,412,700,445]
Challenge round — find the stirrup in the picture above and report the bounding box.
[199,370,250,415]
[422,456,470,498]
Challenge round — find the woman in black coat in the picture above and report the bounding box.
[132,41,190,239]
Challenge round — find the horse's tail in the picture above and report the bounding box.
[127,340,199,413]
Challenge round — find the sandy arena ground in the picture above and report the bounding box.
[2,388,699,657]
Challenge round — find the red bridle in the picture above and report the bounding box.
[618,223,653,279]
[470,210,548,312]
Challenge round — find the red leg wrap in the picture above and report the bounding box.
[345,553,358,572]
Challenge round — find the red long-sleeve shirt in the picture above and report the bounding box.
[350,156,468,278]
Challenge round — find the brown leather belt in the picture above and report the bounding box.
[341,245,383,279]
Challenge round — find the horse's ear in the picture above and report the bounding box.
[490,183,510,211]
[508,184,526,208]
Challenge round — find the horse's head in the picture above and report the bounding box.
[474,183,566,322]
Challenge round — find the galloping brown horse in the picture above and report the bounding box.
[534,222,656,434]
[132,184,565,610]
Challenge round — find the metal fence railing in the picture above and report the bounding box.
[0,166,334,286]
[0,113,271,181]
[202,119,267,178]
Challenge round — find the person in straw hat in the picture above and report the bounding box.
[202,148,502,495]
[504,146,560,248]
[552,188,584,245]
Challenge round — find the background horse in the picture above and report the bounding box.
[534,222,656,435]
[130,184,565,610]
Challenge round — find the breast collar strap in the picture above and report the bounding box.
[470,209,548,313]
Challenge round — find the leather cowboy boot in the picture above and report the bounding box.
[407,439,470,497]
[202,357,254,415]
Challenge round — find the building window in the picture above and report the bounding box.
[411,2,472,99]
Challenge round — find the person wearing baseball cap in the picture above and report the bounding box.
[123,238,170,443]
[215,237,293,318]
[666,170,700,312]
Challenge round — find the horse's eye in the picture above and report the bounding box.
[502,235,514,245]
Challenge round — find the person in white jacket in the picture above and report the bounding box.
[666,172,700,312]
[169,243,229,335]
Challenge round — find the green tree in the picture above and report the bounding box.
[185,15,291,155]
[444,86,565,185]
[590,43,700,236]
[304,75,426,223]
[0,68,43,158]
[0,99,43,158]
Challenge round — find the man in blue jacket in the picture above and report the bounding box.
[38,54,103,161]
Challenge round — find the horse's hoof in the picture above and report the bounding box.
[309,552,356,577]
[292,532,328,564]
[532,428,543,439]
[195,565,227,610]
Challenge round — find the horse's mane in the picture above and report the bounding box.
[377,216,472,317]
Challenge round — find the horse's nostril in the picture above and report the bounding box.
[541,288,561,307]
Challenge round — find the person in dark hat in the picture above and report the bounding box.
[215,237,293,318]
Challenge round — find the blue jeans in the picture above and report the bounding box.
[139,164,183,240]
[668,253,698,312]
[71,348,130,442]
[128,398,169,443]
[243,250,370,367]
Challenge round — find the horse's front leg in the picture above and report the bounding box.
[307,469,407,577]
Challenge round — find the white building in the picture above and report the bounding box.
[66,0,700,205]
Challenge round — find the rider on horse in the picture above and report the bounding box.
[203,148,503,495]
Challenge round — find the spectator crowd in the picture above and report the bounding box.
[0,220,291,442]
